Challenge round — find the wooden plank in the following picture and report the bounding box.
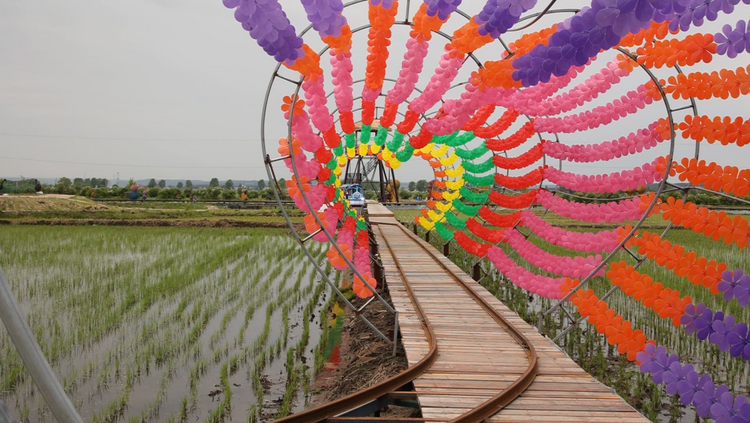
[370,216,649,422]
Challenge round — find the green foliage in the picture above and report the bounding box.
[55,177,73,194]
[158,179,166,189]
[221,189,238,200]
[415,179,428,192]
[257,180,266,190]
[209,178,220,188]
[0,227,330,421]
[148,179,157,188]
[157,187,181,199]
[408,181,416,191]
[224,180,234,190]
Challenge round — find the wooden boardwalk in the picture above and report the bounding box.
[368,203,648,423]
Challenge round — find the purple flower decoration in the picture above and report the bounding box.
[731,402,750,423]
[370,0,395,8]
[649,351,680,384]
[595,0,654,37]
[719,269,750,306]
[636,342,660,372]
[681,302,705,333]
[697,307,719,340]
[301,0,347,38]
[709,0,738,16]
[663,361,691,395]
[677,370,712,406]
[227,0,305,63]
[715,20,750,58]
[475,0,538,39]
[710,314,737,352]
[726,322,750,359]
[424,0,463,20]
[712,393,748,423]
[681,302,716,340]
[736,276,750,307]
[694,380,729,418]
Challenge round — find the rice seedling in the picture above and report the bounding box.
[0,226,333,422]
[401,215,750,422]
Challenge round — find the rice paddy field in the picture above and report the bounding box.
[0,226,337,423]
[393,207,750,422]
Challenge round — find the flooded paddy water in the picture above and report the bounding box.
[0,226,339,422]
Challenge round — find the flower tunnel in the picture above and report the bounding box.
[231,0,750,420]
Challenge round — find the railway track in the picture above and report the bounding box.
[275,220,538,423]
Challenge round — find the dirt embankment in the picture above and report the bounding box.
[0,218,302,230]
[307,290,414,418]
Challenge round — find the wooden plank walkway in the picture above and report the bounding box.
[370,211,649,423]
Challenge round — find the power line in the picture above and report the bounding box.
[0,132,253,143]
[0,155,262,169]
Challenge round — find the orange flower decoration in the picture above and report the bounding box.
[618,20,672,48]
[448,18,494,57]
[607,261,691,328]
[678,115,750,146]
[642,195,750,248]
[568,288,655,362]
[286,176,311,199]
[353,275,378,298]
[326,244,352,269]
[670,157,750,198]
[321,23,352,53]
[281,95,306,117]
[410,3,445,42]
[277,137,302,157]
[283,44,322,79]
[559,277,580,296]
[636,33,716,69]
[304,212,327,234]
[657,65,750,101]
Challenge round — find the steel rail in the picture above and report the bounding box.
[272,222,440,423]
[274,215,538,422]
[374,221,538,423]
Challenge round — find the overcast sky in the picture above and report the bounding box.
[1,0,748,185]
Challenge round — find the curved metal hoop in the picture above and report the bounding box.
[259,3,511,344]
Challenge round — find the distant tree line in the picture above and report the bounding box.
[43,177,287,200]
[557,188,748,207]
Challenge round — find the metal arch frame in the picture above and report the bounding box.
[464,112,554,283]
[0,267,84,423]
[395,5,568,277]
[487,8,703,341]
[413,7,699,339]
[261,1,508,347]
[544,62,705,342]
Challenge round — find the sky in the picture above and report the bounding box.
[1,0,748,186]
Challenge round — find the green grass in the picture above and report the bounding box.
[400,205,750,422]
[0,226,331,422]
[0,198,303,222]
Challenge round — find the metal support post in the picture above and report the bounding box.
[0,267,84,423]
[392,311,400,356]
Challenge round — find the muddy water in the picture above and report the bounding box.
[0,228,333,423]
